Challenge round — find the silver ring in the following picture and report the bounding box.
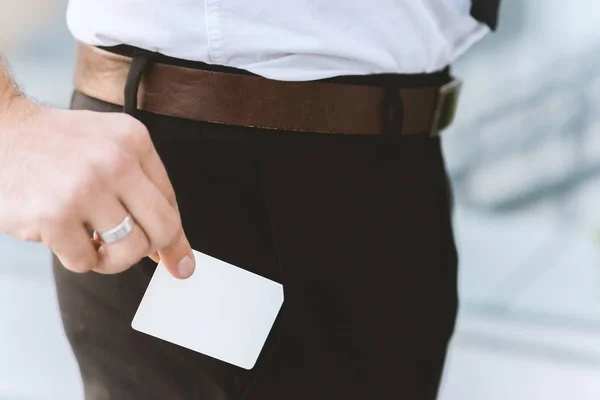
[97,215,134,244]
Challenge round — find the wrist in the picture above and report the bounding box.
[0,57,37,127]
[0,79,18,112]
[0,89,39,131]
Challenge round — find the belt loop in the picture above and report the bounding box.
[123,50,158,117]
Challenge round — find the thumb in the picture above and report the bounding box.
[158,229,195,279]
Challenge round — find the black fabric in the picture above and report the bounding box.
[471,0,502,30]
[52,52,459,399]
[53,91,459,400]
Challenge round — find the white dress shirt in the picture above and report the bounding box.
[67,0,489,81]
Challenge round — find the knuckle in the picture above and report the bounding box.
[64,257,95,274]
[164,184,177,204]
[72,169,106,200]
[61,262,82,274]
[105,259,132,274]
[49,238,96,274]
[39,225,65,251]
[17,228,41,243]
[102,145,136,177]
[37,205,70,228]
[121,118,151,150]
[101,254,138,275]
[11,214,43,242]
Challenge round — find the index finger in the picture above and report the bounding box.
[141,149,196,278]
[119,117,195,276]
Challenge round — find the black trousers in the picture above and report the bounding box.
[53,64,458,400]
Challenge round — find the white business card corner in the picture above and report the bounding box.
[241,358,258,371]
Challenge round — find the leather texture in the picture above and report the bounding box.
[74,43,460,136]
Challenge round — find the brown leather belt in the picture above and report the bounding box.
[74,43,461,136]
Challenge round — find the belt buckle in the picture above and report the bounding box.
[429,79,462,137]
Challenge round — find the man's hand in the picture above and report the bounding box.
[0,96,195,278]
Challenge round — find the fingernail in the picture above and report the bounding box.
[177,255,195,278]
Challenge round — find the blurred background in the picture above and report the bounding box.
[1,0,600,399]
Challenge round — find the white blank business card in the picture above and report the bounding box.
[132,249,284,370]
